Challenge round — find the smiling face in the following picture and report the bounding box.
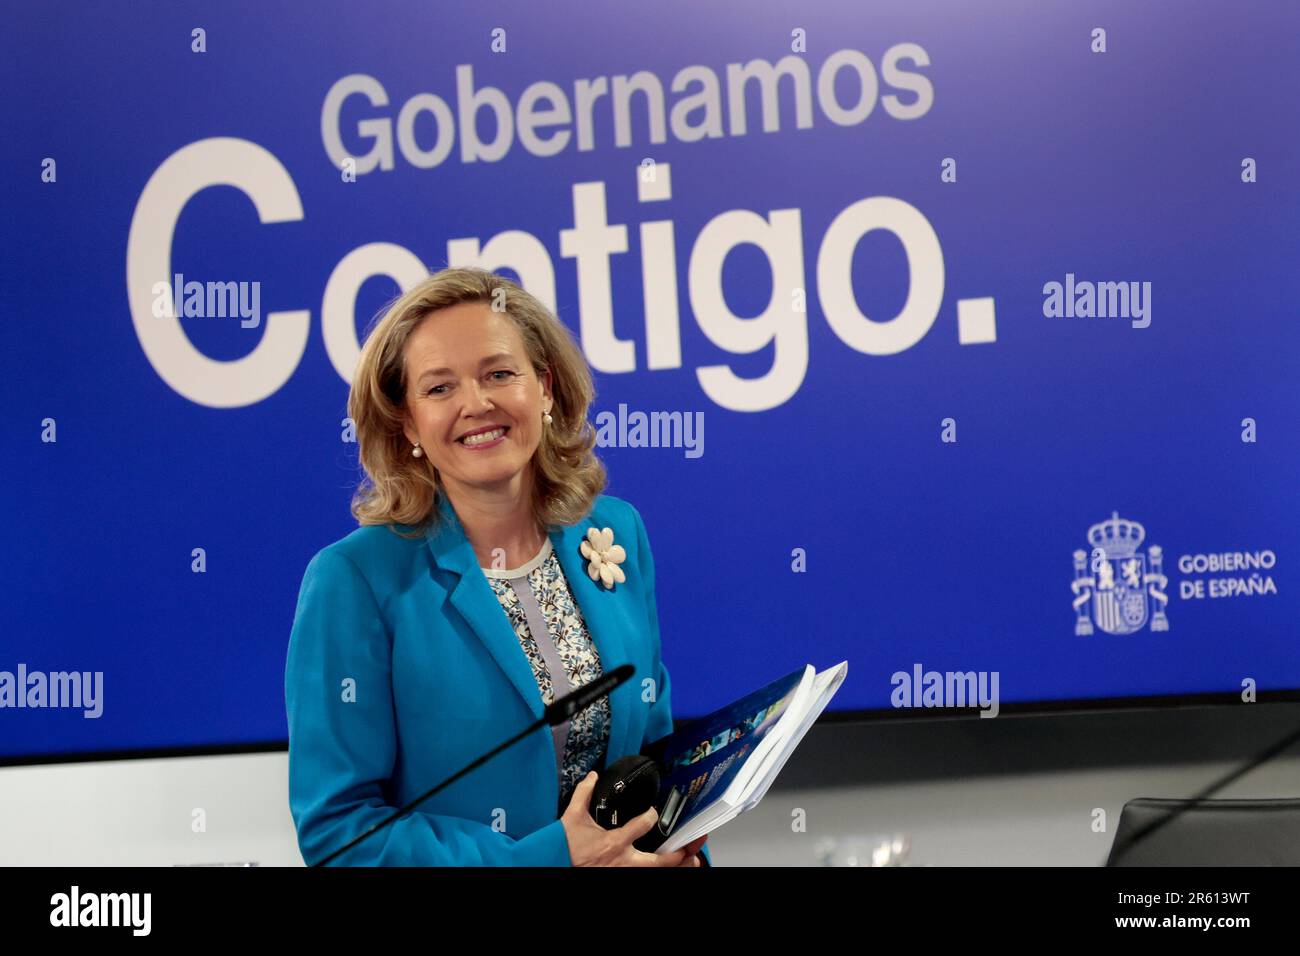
[401,300,552,499]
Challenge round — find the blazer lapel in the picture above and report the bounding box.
[425,494,543,721]
[550,518,632,763]
[424,494,632,762]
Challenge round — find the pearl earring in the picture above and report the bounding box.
[543,411,553,425]
[412,442,423,458]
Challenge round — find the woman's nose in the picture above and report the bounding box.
[464,379,494,412]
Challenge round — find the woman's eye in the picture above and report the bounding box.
[427,371,512,396]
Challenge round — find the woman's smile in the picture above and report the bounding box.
[457,425,510,450]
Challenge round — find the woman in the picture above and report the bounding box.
[285,267,711,867]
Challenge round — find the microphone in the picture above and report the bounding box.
[312,663,636,867]
[545,664,633,724]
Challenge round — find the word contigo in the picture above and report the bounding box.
[128,148,996,411]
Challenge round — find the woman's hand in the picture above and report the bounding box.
[561,771,708,867]
[676,834,709,866]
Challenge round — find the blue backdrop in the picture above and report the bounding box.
[4,0,1298,761]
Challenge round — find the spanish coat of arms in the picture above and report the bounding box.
[1071,512,1169,635]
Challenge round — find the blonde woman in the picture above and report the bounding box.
[285,267,710,867]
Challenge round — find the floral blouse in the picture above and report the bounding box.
[481,538,611,814]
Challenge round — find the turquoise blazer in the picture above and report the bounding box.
[285,491,712,866]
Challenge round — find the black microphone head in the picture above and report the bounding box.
[545,663,636,726]
[610,663,635,683]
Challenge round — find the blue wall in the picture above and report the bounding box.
[4,0,1298,759]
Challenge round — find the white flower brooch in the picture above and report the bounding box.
[580,527,627,589]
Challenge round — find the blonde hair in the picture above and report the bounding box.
[348,267,607,538]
